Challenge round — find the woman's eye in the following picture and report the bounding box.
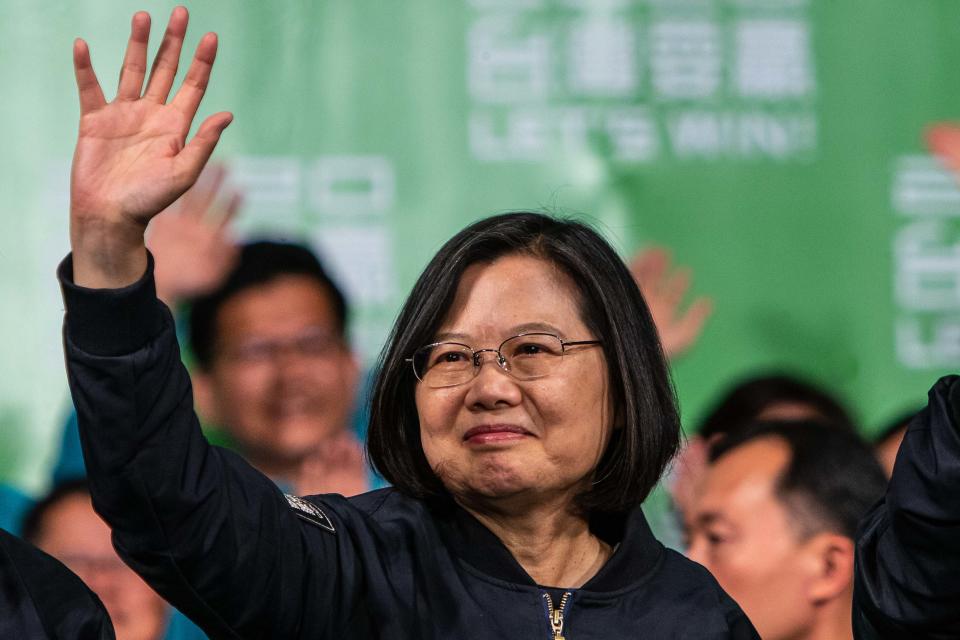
[432,351,466,366]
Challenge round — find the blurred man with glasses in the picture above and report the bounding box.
[187,240,369,496]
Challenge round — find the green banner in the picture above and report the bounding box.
[2,0,960,493]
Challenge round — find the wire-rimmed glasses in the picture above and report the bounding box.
[407,332,602,389]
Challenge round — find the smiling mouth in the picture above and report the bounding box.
[462,424,532,445]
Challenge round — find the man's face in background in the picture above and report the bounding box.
[194,274,359,477]
[685,437,844,640]
[33,492,168,640]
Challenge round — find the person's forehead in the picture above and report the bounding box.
[38,494,113,549]
[438,254,587,338]
[697,437,791,516]
[215,274,340,336]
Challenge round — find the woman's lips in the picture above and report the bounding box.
[462,424,532,445]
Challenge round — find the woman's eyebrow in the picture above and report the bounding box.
[510,322,564,335]
[433,323,566,343]
[432,331,470,342]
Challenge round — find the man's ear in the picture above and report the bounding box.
[192,368,220,424]
[804,532,855,605]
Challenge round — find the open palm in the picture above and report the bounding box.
[70,7,231,287]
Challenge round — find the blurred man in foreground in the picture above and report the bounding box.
[0,525,114,639]
[686,421,886,640]
[23,481,167,640]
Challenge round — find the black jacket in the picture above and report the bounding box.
[59,254,758,639]
[0,527,114,640]
[854,376,960,639]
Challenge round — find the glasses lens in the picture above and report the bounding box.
[500,333,563,380]
[413,343,474,387]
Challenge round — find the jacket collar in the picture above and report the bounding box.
[432,501,663,593]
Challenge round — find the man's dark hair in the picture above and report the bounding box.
[21,479,91,545]
[188,240,348,369]
[698,373,856,440]
[367,212,680,513]
[709,421,887,539]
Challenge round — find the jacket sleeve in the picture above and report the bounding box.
[853,375,960,639]
[59,254,363,639]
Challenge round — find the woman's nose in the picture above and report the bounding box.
[464,351,522,409]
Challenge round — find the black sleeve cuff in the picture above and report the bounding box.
[58,252,165,357]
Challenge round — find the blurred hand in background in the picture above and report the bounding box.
[146,163,242,307]
[630,247,713,361]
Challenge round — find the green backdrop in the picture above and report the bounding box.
[2,0,960,493]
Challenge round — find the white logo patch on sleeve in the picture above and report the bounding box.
[285,494,336,534]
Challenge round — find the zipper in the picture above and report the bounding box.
[542,591,573,640]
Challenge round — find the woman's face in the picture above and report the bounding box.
[415,254,612,504]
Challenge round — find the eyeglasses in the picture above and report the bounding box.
[407,332,602,389]
[218,326,342,364]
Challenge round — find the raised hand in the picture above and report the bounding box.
[294,433,369,498]
[927,123,960,173]
[70,7,232,289]
[148,164,242,306]
[630,247,713,360]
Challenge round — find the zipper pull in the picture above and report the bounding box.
[542,592,571,640]
[550,608,566,640]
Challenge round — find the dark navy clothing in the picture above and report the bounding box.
[854,376,960,639]
[0,527,114,640]
[59,253,757,639]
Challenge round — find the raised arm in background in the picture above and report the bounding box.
[853,376,960,638]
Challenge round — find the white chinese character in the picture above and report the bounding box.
[468,0,544,10]
[650,20,722,100]
[470,109,549,161]
[734,20,814,99]
[306,156,395,217]
[892,155,960,217]
[730,0,808,8]
[897,317,960,369]
[605,108,659,161]
[311,225,396,305]
[646,0,715,7]
[560,0,632,10]
[229,156,302,234]
[567,19,638,97]
[468,17,551,104]
[895,220,960,311]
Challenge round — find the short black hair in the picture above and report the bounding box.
[21,479,91,545]
[709,421,887,539]
[698,373,856,440]
[367,212,680,513]
[188,241,348,368]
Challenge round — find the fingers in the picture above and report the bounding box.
[630,247,669,292]
[660,267,692,310]
[144,6,189,103]
[73,38,106,114]
[216,191,244,232]
[176,111,233,185]
[926,124,960,172]
[170,32,218,122]
[183,164,227,218]
[116,12,151,100]
[665,297,713,358]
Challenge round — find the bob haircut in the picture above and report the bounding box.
[367,212,680,513]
